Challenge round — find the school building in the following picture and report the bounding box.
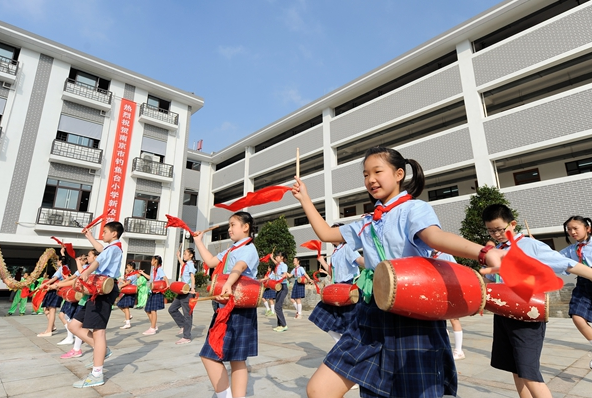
[185,0,592,270]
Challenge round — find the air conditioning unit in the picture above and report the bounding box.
[2,81,11,89]
[99,110,108,117]
[88,169,97,175]
[141,152,159,162]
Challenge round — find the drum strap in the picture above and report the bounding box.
[354,224,386,304]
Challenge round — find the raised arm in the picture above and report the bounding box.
[192,231,221,269]
[83,230,104,253]
[317,256,332,277]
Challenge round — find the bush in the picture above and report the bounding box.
[254,215,296,276]
[163,289,177,302]
[195,272,209,288]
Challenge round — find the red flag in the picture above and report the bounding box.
[84,214,104,231]
[32,290,47,312]
[20,287,30,299]
[208,295,235,359]
[498,231,564,301]
[259,253,272,263]
[300,240,322,258]
[214,186,291,212]
[189,294,198,315]
[165,214,194,235]
[50,237,76,258]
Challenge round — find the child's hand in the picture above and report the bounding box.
[192,230,204,242]
[479,248,506,275]
[217,282,233,300]
[292,176,310,202]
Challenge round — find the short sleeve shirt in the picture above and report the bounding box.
[216,238,259,279]
[180,260,196,284]
[96,240,123,278]
[330,244,361,283]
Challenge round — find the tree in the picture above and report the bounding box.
[457,185,519,270]
[254,215,296,276]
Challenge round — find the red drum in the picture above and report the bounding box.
[321,283,359,306]
[151,280,167,293]
[73,274,114,295]
[298,275,307,284]
[373,257,486,321]
[211,274,264,308]
[120,284,137,295]
[485,283,548,322]
[170,281,190,295]
[263,279,282,291]
[57,287,83,303]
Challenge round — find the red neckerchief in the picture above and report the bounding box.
[498,234,524,250]
[61,265,71,278]
[126,270,140,278]
[181,262,187,279]
[152,266,159,281]
[431,250,441,258]
[212,238,253,276]
[359,194,412,235]
[577,240,589,262]
[264,270,271,278]
[108,241,123,251]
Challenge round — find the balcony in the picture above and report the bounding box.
[130,157,173,183]
[124,218,167,240]
[61,78,113,112]
[48,139,103,170]
[138,103,178,131]
[0,56,18,83]
[35,208,93,233]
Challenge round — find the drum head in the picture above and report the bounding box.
[103,277,114,294]
[349,288,359,304]
[373,260,396,312]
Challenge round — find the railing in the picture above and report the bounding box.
[63,78,112,104]
[51,139,103,164]
[139,103,179,125]
[37,208,93,227]
[132,157,173,178]
[124,218,167,235]
[0,126,2,139]
[0,56,18,76]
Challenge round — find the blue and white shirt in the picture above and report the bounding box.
[330,243,361,283]
[96,240,123,278]
[216,238,259,280]
[271,262,288,284]
[180,260,196,284]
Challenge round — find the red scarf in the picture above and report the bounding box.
[499,235,523,250]
[212,238,252,276]
[152,266,159,281]
[577,241,588,262]
[359,194,412,235]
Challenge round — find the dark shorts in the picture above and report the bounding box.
[491,314,546,382]
[74,284,119,330]
[60,301,79,319]
[145,292,165,312]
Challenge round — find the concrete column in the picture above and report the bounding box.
[196,161,214,246]
[322,107,338,256]
[244,146,255,193]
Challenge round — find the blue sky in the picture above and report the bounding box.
[0,0,501,153]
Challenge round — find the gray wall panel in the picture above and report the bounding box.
[431,198,470,235]
[401,128,472,170]
[181,205,198,231]
[48,163,95,184]
[292,226,321,254]
[124,84,135,101]
[127,238,156,254]
[136,178,162,195]
[143,124,168,141]
[332,162,364,195]
[0,85,9,98]
[212,159,245,190]
[61,100,104,124]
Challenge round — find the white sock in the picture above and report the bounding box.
[264,301,270,311]
[91,366,103,377]
[328,331,341,343]
[292,302,298,311]
[73,337,83,351]
[453,331,463,352]
[65,324,73,340]
[297,303,302,314]
[215,386,233,398]
[125,319,130,325]
[271,306,275,314]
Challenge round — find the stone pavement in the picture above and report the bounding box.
[0,299,591,398]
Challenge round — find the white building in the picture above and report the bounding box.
[183,0,592,270]
[0,21,204,279]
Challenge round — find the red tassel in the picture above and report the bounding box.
[214,186,291,212]
[84,214,104,231]
[189,293,199,315]
[50,237,76,258]
[259,253,272,262]
[208,295,235,359]
[300,240,322,258]
[165,214,195,235]
[32,290,47,312]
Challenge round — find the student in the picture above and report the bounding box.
[37,257,68,337]
[559,215,592,369]
[139,255,168,335]
[482,204,592,398]
[192,211,259,398]
[270,251,290,332]
[31,273,48,315]
[118,261,138,330]
[169,248,197,344]
[289,257,313,319]
[135,269,149,309]
[291,146,506,398]
[260,265,275,317]
[7,270,28,316]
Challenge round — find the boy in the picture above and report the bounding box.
[7,271,28,316]
[481,204,592,398]
[69,221,124,388]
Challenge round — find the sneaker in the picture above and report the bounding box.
[142,328,157,335]
[73,373,104,388]
[294,313,302,319]
[589,358,592,370]
[37,331,52,337]
[175,338,191,345]
[274,326,288,332]
[264,310,271,316]
[351,384,360,390]
[57,337,74,345]
[19,313,25,316]
[61,349,83,359]
[85,347,112,369]
[453,350,465,360]
[120,324,131,329]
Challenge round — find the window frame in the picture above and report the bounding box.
[132,193,161,220]
[42,178,92,212]
[513,168,541,186]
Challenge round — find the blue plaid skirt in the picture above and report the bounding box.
[42,290,63,309]
[200,307,258,362]
[145,292,164,312]
[262,288,275,300]
[291,282,305,299]
[569,276,592,322]
[60,301,78,318]
[309,301,357,334]
[324,296,456,398]
[117,294,136,309]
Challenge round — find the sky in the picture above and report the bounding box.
[0,0,502,153]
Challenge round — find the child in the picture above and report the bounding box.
[192,211,259,398]
[559,215,592,369]
[31,273,47,315]
[118,261,138,330]
[289,257,313,319]
[168,248,197,344]
[260,265,275,317]
[7,270,28,316]
[139,255,168,335]
[482,205,592,397]
[292,146,506,398]
[37,257,67,337]
[68,222,124,388]
[270,251,290,332]
[135,270,148,309]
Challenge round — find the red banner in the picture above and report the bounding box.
[100,99,136,233]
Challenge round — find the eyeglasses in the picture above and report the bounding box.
[486,223,510,235]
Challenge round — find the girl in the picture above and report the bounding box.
[270,251,290,332]
[289,257,313,319]
[260,265,275,317]
[559,216,592,369]
[118,261,139,330]
[192,211,259,398]
[139,255,168,335]
[292,146,505,398]
[37,256,68,337]
[169,248,197,344]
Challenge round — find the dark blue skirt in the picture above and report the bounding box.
[291,282,305,299]
[117,294,136,309]
[262,288,275,299]
[42,290,63,309]
[309,301,357,334]
[324,296,456,398]
[569,276,592,322]
[60,301,79,318]
[145,292,164,312]
[200,307,258,362]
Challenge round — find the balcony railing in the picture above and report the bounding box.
[132,157,173,178]
[140,103,179,125]
[37,208,93,227]
[63,78,112,105]
[0,56,18,76]
[124,218,167,235]
[51,139,103,164]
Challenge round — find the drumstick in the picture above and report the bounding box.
[524,219,535,239]
[193,225,219,236]
[296,147,300,178]
[196,294,230,302]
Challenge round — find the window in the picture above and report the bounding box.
[147,95,171,112]
[212,228,230,241]
[68,68,110,90]
[299,259,310,271]
[428,185,459,201]
[513,169,540,185]
[132,193,160,219]
[294,216,310,226]
[183,192,198,206]
[363,203,374,214]
[41,179,91,211]
[186,160,201,171]
[343,206,357,217]
[56,131,99,148]
[565,157,592,176]
[213,182,243,205]
[0,42,18,60]
[126,254,153,274]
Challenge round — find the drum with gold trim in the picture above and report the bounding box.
[170,281,190,295]
[211,274,263,308]
[151,280,167,293]
[321,283,359,306]
[57,287,83,303]
[120,284,137,295]
[485,283,548,322]
[73,274,114,296]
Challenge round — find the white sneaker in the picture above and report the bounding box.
[57,337,74,345]
[453,350,465,360]
[120,323,131,329]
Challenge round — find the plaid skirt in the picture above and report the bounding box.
[42,290,63,309]
[324,296,456,398]
[569,276,592,322]
[60,301,79,318]
[263,288,275,300]
[291,282,306,299]
[117,294,136,309]
[200,307,258,362]
[145,292,165,312]
[309,301,357,334]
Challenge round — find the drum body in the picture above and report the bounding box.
[151,280,167,293]
[485,283,548,322]
[73,274,114,295]
[170,281,190,295]
[264,279,282,291]
[211,274,263,308]
[57,287,83,303]
[120,284,138,295]
[321,283,359,306]
[373,257,486,321]
[298,276,307,284]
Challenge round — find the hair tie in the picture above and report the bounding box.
[404,159,410,165]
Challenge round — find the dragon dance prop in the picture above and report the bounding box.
[0,247,59,290]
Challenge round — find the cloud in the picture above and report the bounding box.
[276,86,310,107]
[280,1,323,35]
[217,45,247,60]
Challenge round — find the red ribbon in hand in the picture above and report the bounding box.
[208,295,235,359]
[214,186,291,212]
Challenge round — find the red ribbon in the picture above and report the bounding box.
[214,186,291,212]
[359,194,413,235]
[208,295,235,359]
[300,240,322,258]
[165,214,195,235]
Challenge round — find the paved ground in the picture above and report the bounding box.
[0,298,591,398]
